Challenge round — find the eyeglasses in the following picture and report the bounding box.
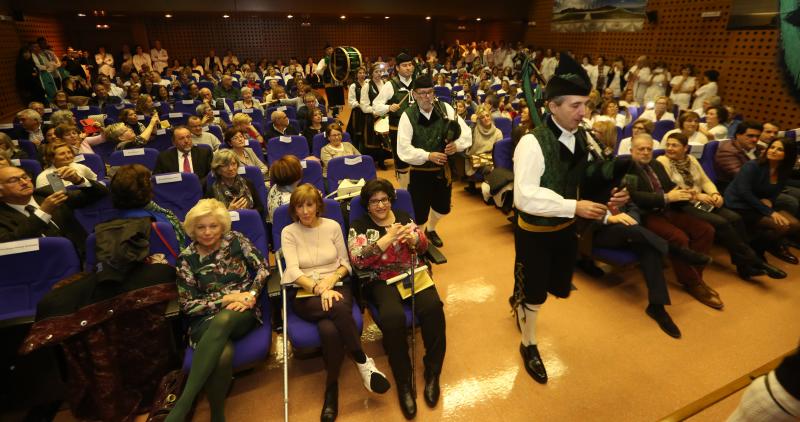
[415,90,435,97]
[1,174,31,185]
[368,198,390,206]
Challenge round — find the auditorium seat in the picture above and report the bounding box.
[494,117,512,138]
[492,138,514,171]
[311,132,353,159]
[85,221,180,269]
[299,158,324,192]
[267,135,309,165]
[12,159,42,179]
[206,165,267,210]
[108,148,159,170]
[326,155,376,195]
[73,153,106,179]
[151,172,203,220]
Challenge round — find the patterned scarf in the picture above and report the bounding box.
[669,156,694,189]
[145,201,189,248]
[211,176,254,210]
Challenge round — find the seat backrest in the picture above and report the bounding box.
[652,120,675,142]
[161,112,191,127]
[148,128,173,152]
[73,153,106,179]
[434,86,451,97]
[206,124,223,143]
[174,99,201,114]
[104,103,133,118]
[12,158,43,179]
[349,189,414,223]
[236,108,264,125]
[699,140,720,183]
[73,194,118,233]
[492,138,514,170]
[0,237,81,321]
[206,165,267,209]
[494,117,512,138]
[230,209,268,258]
[300,159,324,192]
[108,148,160,170]
[267,135,309,165]
[272,198,344,251]
[14,139,39,161]
[512,115,521,129]
[326,155,376,194]
[151,172,203,220]
[86,221,180,268]
[73,105,102,120]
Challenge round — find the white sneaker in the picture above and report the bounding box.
[356,356,391,394]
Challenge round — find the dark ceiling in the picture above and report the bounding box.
[6,0,534,21]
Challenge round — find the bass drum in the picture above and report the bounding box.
[330,46,362,83]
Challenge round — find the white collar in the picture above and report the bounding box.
[399,75,413,86]
[7,197,39,215]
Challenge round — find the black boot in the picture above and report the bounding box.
[423,369,440,408]
[645,304,681,339]
[397,383,417,420]
[669,245,713,266]
[321,382,338,422]
[576,257,604,278]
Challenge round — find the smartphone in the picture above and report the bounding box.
[159,120,171,129]
[46,172,66,192]
[693,201,714,212]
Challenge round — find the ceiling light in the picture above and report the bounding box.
[96,24,110,29]
[222,14,230,18]
[77,13,86,17]
[385,16,390,19]
[340,15,346,19]
[165,14,172,18]
[476,17,482,21]
[425,16,431,20]
[287,14,293,19]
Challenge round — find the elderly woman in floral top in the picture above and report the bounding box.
[347,179,446,420]
[166,198,269,422]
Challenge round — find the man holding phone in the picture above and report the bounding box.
[0,165,108,258]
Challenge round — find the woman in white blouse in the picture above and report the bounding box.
[594,100,627,128]
[691,69,719,111]
[640,96,675,122]
[663,111,708,146]
[95,46,115,78]
[643,62,670,104]
[669,64,697,111]
[698,105,730,140]
[132,45,152,73]
[36,142,97,188]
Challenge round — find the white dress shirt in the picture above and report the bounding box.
[150,48,169,73]
[178,150,194,173]
[132,53,152,73]
[7,197,53,224]
[372,75,414,117]
[359,79,383,114]
[396,102,471,166]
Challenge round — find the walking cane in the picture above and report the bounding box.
[409,244,418,398]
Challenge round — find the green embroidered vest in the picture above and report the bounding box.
[405,104,447,169]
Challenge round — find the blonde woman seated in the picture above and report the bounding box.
[640,96,676,122]
[233,87,264,112]
[165,199,269,422]
[231,112,264,146]
[465,108,503,194]
[590,120,618,159]
[206,149,265,220]
[89,114,160,153]
[223,127,268,183]
[36,142,97,188]
[321,123,359,178]
[617,118,657,155]
[280,184,390,422]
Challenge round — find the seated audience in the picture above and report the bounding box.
[223,128,268,183]
[51,90,73,111]
[625,134,723,310]
[714,120,764,190]
[110,163,188,247]
[98,114,160,152]
[153,126,213,180]
[206,149,265,219]
[213,75,241,102]
[13,108,47,146]
[302,109,327,152]
[88,83,122,109]
[166,198,268,421]
[321,123,360,178]
[348,179,445,417]
[465,108,503,193]
[663,111,708,146]
[187,116,221,150]
[617,118,655,155]
[0,132,28,159]
[658,132,785,279]
[54,124,84,155]
[280,184,390,422]
[758,121,780,149]
[231,112,264,146]
[0,163,107,257]
[233,87,263,112]
[263,110,299,140]
[36,142,97,188]
[590,120,618,159]
[511,106,533,147]
[698,105,730,141]
[640,96,675,122]
[594,100,627,128]
[724,138,800,264]
[136,94,157,116]
[266,154,302,223]
[49,109,75,127]
[119,108,145,135]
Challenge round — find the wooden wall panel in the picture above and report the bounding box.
[525,0,800,129]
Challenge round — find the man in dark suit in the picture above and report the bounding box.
[88,83,122,109]
[624,133,722,310]
[263,110,299,141]
[0,165,108,258]
[153,126,213,181]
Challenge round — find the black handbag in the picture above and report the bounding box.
[146,369,193,422]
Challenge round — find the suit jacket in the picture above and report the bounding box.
[263,124,299,142]
[0,180,109,257]
[713,139,757,184]
[624,159,678,214]
[153,146,213,180]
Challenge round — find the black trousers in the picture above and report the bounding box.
[367,280,446,385]
[409,169,452,225]
[293,287,362,385]
[513,224,577,305]
[679,204,761,267]
[389,130,410,170]
[592,224,671,305]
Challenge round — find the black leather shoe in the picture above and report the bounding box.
[464,184,480,195]
[759,261,787,279]
[397,383,417,420]
[321,382,338,422]
[645,304,681,339]
[426,230,444,247]
[576,257,605,278]
[670,246,713,266]
[736,264,766,281]
[784,238,800,250]
[519,343,548,384]
[423,370,440,408]
[767,246,799,265]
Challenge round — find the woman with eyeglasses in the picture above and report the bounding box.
[348,178,445,419]
[617,118,655,155]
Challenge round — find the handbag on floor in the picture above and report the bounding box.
[146,369,193,422]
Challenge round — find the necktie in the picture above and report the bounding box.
[25,204,61,234]
[182,153,191,173]
[643,165,663,195]
[597,68,606,90]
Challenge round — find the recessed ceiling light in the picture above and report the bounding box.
[476,17,482,21]
[165,14,172,18]
[222,14,230,18]
[287,14,293,19]
[77,13,86,17]
[340,15,346,19]
[425,16,431,20]
[385,16,390,19]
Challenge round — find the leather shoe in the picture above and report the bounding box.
[759,261,787,279]
[397,383,417,420]
[767,246,799,265]
[736,264,766,281]
[519,343,548,384]
[683,282,724,310]
[423,370,440,408]
[576,257,605,278]
[321,382,338,422]
[670,246,712,266]
[645,304,681,339]
[426,230,444,247]
[464,184,480,195]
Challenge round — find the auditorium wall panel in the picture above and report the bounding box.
[524,0,800,128]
